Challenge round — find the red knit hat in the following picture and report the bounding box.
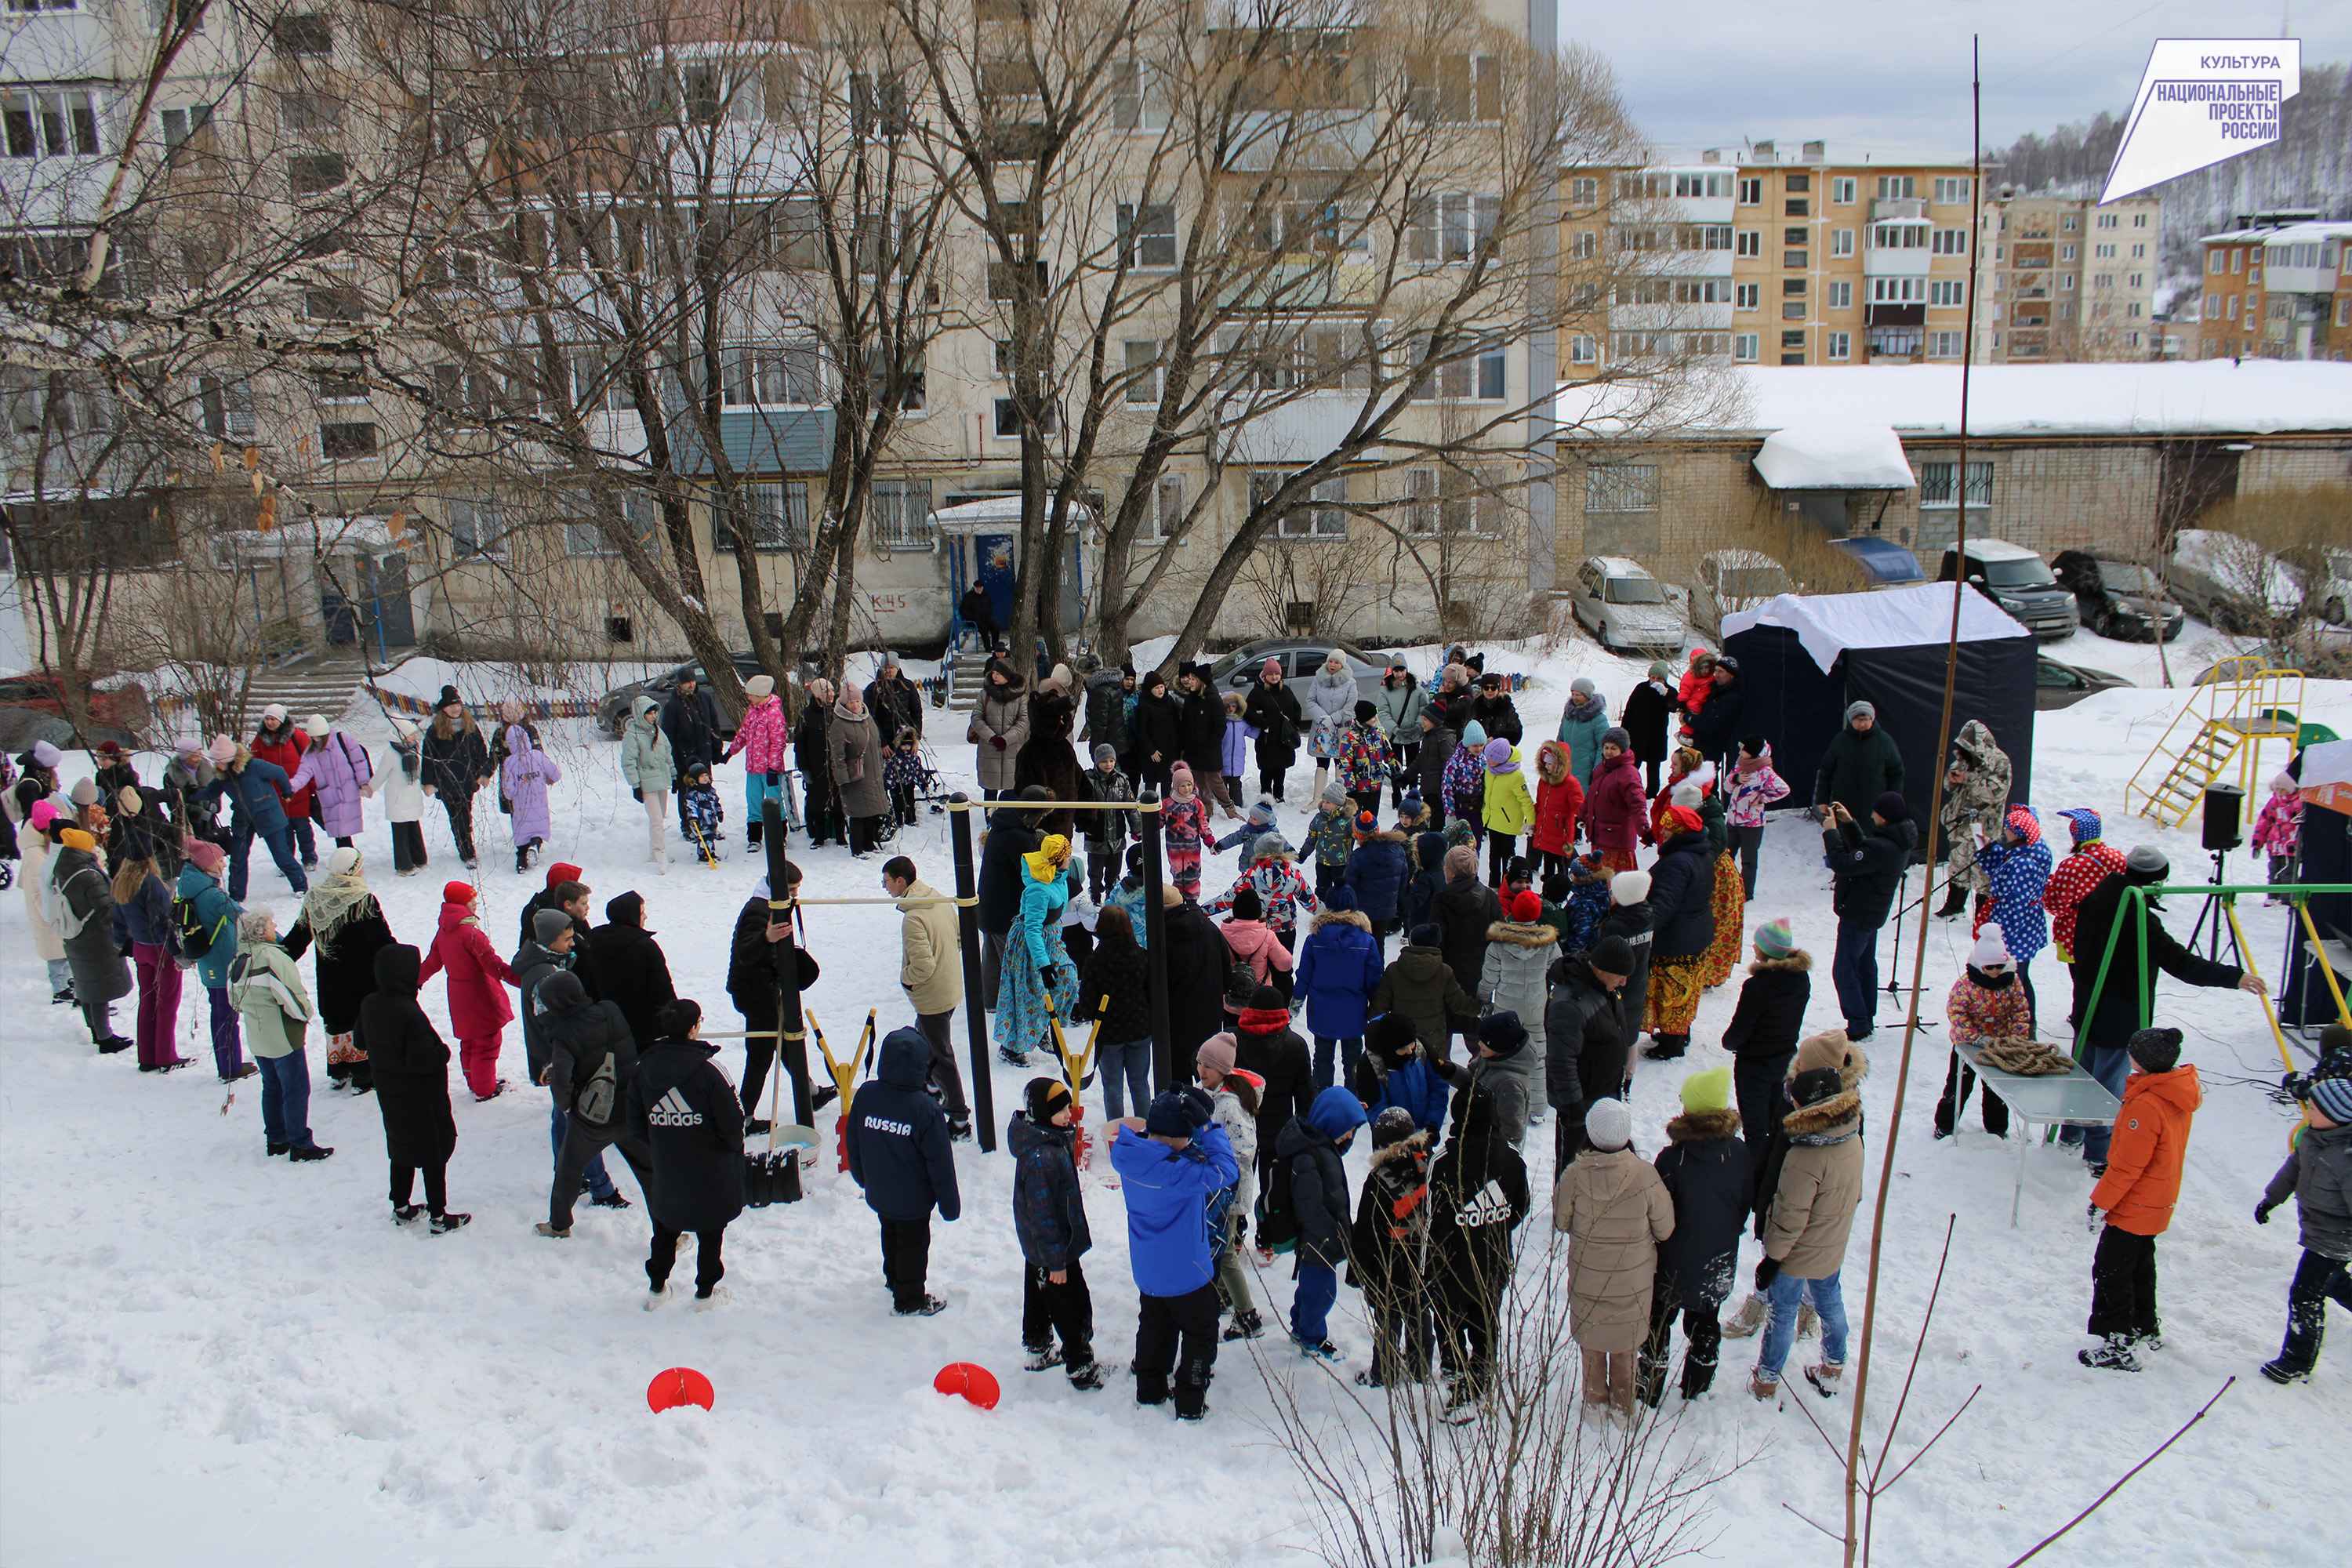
[546,862,583,891]
[1509,890,1544,923]
[443,880,477,905]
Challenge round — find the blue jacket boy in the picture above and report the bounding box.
[845,1029,963,1223]
[1110,1115,1237,1297]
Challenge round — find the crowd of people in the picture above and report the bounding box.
[3,641,2343,1414]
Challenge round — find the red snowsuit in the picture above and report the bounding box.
[417,898,517,1097]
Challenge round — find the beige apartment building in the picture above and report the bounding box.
[2192,214,2352,361]
[1973,191,2162,363]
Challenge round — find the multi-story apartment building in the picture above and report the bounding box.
[2192,213,2352,361]
[1973,190,2161,363]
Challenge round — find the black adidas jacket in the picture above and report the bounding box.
[626,1036,745,1232]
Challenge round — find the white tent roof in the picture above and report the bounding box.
[1722,580,2029,674]
[1751,424,1916,489]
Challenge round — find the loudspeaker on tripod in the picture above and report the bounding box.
[2201,783,2245,852]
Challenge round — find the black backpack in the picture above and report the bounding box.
[175,892,218,958]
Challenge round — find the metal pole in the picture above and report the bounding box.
[764,795,811,1127]
[1138,789,1172,1091]
[948,795,997,1152]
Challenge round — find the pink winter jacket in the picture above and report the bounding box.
[726,695,790,775]
[1219,917,1295,984]
[2252,790,2302,856]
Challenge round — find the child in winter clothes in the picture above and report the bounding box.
[1372,923,1478,1064]
[112,854,187,1072]
[1212,796,1290,858]
[2043,808,2127,964]
[1443,720,1488,840]
[1109,1089,1239,1418]
[1350,1011,1453,1134]
[1337,701,1392,822]
[1675,650,1717,735]
[1078,906,1154,1120]
[2081,1028,2202,1372]
[1400,829,1448,934]
[1480,891,1558,1120]
[1162,763,1212,898]
[678,762,725,864]
[2253,772,2304,900]
[1479,739,1537,888]
[1642,1067,1750,1404]
[1935,925,2028,1139]
[1969,807,2053,1024]
[847,1026,964,1317]
[1219,886,1296,996]
[1196,1036,1267,1341]
[1562,853,1612,952]
[1104,843,1152,948]
[2256,1070,2352,1384]
[227,908,332,1159]
[1206,836,1319,942]
[1720,918,1810,1159]
[1428,1089,1530,1412]
[1350,1108,1434,1388]
[1296,886,1383,1088]
[1528,741,1584,882]
[884,728,925,829]
[417,880,518,1100]
[499,724,561,873]
[1437,1011,1538,1151]
[1279,1086,1369,1358]
[1558,1098,1675,1425]
[1012,1078,1103,1388]
[1083,745,1136,901]
[1303,781,1358,897]
[1341,811,1411,945]
[1724,736,1790,901]
[1220,693,1259,807]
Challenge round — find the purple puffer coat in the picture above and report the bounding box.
[500,724,562,846]
[286,731,375,839]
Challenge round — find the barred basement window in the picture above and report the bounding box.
[1918,461,1991,507]
[1583,464,1657,514]
[712,482,808,551]
[873,479,935,549]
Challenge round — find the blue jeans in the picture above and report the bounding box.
[229,822,309,901]
[1831,920,1880,1036]
[1312,1035,1364,1091]
[550,1096,615,1198]
[1758,1269,1850,1381]
[1095,1037,1152,1120]
[2077,1044,2132,1163]
[1292,1262,1340,1343]
[256,1051,315,1149]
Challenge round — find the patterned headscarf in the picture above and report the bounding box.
[2005,805,2042,845]
[2057,808,2100,845]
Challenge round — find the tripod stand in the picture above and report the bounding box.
[1882,863,1937,1017]
[2184,846,2249,966]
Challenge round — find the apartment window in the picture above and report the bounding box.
[1684,332,1732,357]
[1870,278,1926,303]
[564,490,659,557]
[2131,243,2146,259]
[320,421,377,460]
[1875,176,1916,200]
[1733,332,1759,362]
[1610,331,1667,361]
[2093,273,2111,289]
[1781,278,1807,297]
[447,498,506,557]
[287,154,347,194]
[1783,250,1807,269]
[993,397,1057,436]
[2094,243,2117,259]
[1933,177,1971,205]
[1785,198,1809,217]
[1676,224,1733,251]
[2339,299,2352,328]
[873,480,935,549]
[1918,460,1991,507]
[1117,202,1177,268]
[1932,228,1967,255]
[1570,229,1595,259]
[1735,230,1759,257]
[1404,53,1502,122]
[1671,279,1733,304]
[1871,223,1927,249]
[2227,296,2239,319]
[158,103,212,155]
[1610,224,1661,254]
[2060,273,2075,291]
[2096,212,2118,229]
[569,351,637,412]
[1567,335,1595,365]
[3,89,101,157]
[1831,176,1856,205]
[1109,57,1166,129]
[2126,302,2142,318]
[848,71,913,138]
[1828,280,1852,309]
[1258,470,1348,539]
[2209,251,2223,274]
[1733,283,1759,310]
[1785,172,1810,193]
[1737,177,1761,205]
[1568,176,1598,206]
[1584,464,1658,514]
[1782,302,1805,321]
[2060,244,2077,261]
[1928,279,1964,307]
[2062,214,2078,230]
[2230,250,2242,273]
[1145,474,1182,540]
[1831,228,1853,257]
[270,13,332,57]
[198,374,254,437]
[1927,331,1962,358]
[1784,226,1809,246]
[1674,172,1733,198]
[1780,329,1805,349]
[278,92,341,132]
[312,367,365,403]
[304,286,362,322]
[2201,293,2217,319]
[1827,332,1850,360]
[1410,194,1500,261]
[722,341,822,406]
[1123,339,1160,405]
[713,482,810,551]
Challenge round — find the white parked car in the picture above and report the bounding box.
[1569,557,1690,655]
[2169,528,2302,634]
[1688,549,1794,638]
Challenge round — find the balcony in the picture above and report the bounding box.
[1866,303,1924,327]
[1871,198,1926,222]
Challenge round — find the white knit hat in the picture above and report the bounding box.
[1969,925,2011,970]
[1671,781,1703,808]
[303,713,329,739]
[262,703,288,724]
[1584,1098,1632,1152]
[1611,869,1651,904]
[745,673,775,699]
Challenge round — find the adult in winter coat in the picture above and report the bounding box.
[887,858,969,1127]
[1434,846,1501,1013]
[418,882,517,1100]
[111,852,188,1071]
[1933,719,2013,916]
[162,739,226,851]
[198,738,309,899]
[1436,1011,1541,1152]
[1012,1079,1099,1382]
[1375,666,1425,803]
[1295,891,1383,1088]
[1082,661,1130,763]
[2255,1071,2352,1383]
[1620,662,1678,794]
[1164,888,1235,1079]
[723,675,790,849]
[1174,666,1237,818]
[1594,872,1656,1070]
[1014,668,1085,833]
[659,673,724,782]
[2081,1029,2204,1371]
[1468,674,1523,749]
[967,657,1030,798]
[617,695,676,869]
[1109,1095,1238,1417]
[281,846,395,1093]
[976,788,1047,1007]
[996,835,1083,1066]
[1528,742,1584,879]
[356,944,465,1232]
[369,719,430,876]
[724,873,822,1127]
[420,688,490,869]
[624,1000,746,1305]
[1481,891,1557,1094]
[848,1026,964,1316]
[1301,652,1359,780]
[1243,662,1305,800]
[1750,1058,1867,1400]
[1556,1098,1675,1423]
[1641,811,1717,1055]
[227,909,329,1159]
[1581,732,1651,875]
[1558,677,1613,793]
[1342,818,1411,937]
[2068,848,2259,1167]
[1428,1089,1530,1407]
[52,828,132,1051]
[829,683,891,855]
[535,970,655,1237]
[1372,926,1478,1062]
[866,654,926,746]
[1969,807,2054,1020]
[249,706,319,866]
[1121,668,1180,798]
[1721,918,1810,1156]
[1233,985,1316,1198]
[1277,1086,1369,1352]
[1686,658,1748,771]
[1077,904,1153,1118]
[587,892,676,1048]
[1813,702,1906,824]
[788,678,839,847]
[2043,808,2127,967]
[1544,936,1634,1163]
[1415,709,1457,817]
[20,802,69,1003]
[499,725,561,873]
[1822,793,1919,1043]
[176,839,250,1079]
[285,714,372,848]
[1642,1067,1751,1403]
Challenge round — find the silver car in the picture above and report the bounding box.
[1687,549,1794,639]
[1204,637,1391,703]
[1569,556,1690,655]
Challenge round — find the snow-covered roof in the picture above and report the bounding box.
[1751,424,1916,489]
[1722,580,2030,673]
[2198,220,2352,246]
[1556,360,2352,441]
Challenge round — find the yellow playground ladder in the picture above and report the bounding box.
[2124,661,2307,827]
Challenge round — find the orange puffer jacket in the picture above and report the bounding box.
[2090,1065,2202,1236]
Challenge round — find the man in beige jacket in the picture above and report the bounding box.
[1751,1052,1867,1402]
[887,855,971,1141]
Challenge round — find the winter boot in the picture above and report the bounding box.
[644,1284,674,1311]
[392,1204,424,1226]
[1935,882,1970,919]
[1721,1293,1767,1338]
[534,1222,570,1239]
[1803,1362,1844,1399]
[429,1210,471,1234]
[1024,1344,1063,1372]
[267,1142,291,1156]
[515,846,529,874]
[288,1143,336,1162]
[1067,1360,1106,1392]
[97,1036,132,1054]
[691,1286,734,1311]
[2259,1358,2310,1385]
[1294,1336,1343,1363]
[998,1045,1033,1068]
[743,1118,772,1137]
[2077,1335,2141,1373]
[1635,1351,1668,1409]
[1798,1301,1820,1340]
[947,1116,974,1143]
[1222,1309,1267,1342]
[811,1084,840,1112]
[51,987,75,1006]
[747,820,763,850]
[1642,1034,1690,1060]
[1748,1370,1779,1402]
[894,1294,949,1317]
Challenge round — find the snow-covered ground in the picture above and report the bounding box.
[3,638,2344,1567]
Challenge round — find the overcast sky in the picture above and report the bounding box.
[1559,0,2347,163]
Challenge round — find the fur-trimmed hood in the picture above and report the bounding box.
[1311,907,1373,933]
[1664,1106,1742,1143]
[1535,739,1572,782]
[1781,1044,1869,1137]
[1366,1127,1433,1174]
[1748,952,1812,975]
[1367,827,1410,846]
[1484,920,1558,949]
